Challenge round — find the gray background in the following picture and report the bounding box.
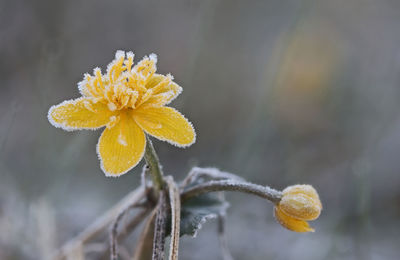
[1,0,400,259]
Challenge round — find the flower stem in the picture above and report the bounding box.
[144,136,164,192]
[181,180,283,204]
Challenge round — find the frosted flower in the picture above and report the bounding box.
[48,51,195,176]
[274,184,322,232]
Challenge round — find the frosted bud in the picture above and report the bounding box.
[274,184,322,232]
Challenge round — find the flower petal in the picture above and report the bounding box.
[97,111,146,176]
[48,97,115,131]
[274,206,314,233]
[142,74,182,107]
[133,106,195,147]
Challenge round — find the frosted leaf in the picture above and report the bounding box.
[166,192,229,237]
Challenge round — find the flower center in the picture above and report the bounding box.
[78,51,159,111]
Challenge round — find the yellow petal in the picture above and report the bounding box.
[133,106,195,147]
[274,206,314,233]
[48,97,115,130]
[142,74,182,107]
[133,54,157,85]
[97,111,146,176]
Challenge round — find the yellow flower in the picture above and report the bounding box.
[274,184,322,232]
[48,51,196,177]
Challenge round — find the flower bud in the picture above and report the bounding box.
[274,184,322,232]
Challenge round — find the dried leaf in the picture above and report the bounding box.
[165,177,181,260]
[132,209,157,260]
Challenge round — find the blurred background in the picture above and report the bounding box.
[1,0,400,259]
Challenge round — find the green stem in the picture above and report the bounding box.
[144,136,164,192]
